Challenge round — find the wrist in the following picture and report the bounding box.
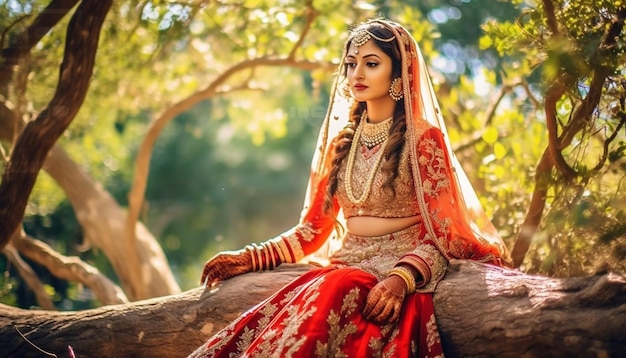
[388,265,416,293]
[244,242,282,271]
[241,249,254,271]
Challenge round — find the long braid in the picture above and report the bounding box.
[323,102,365,213]
[323,21,406,212]
[380,102,406,197]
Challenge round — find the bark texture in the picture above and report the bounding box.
[0,0,112,248]
[0,261,624,358]
[43,145,181,299]
[434,261,626,357]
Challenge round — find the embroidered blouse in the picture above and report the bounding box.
[264,125,465,292]
[335,137,420,219]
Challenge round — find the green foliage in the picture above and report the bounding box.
[401,0,520,81]
[4,0,626,309]
[0,267,18,306]
[481,0,626,275]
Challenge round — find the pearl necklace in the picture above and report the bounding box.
[344,111,392,205]
[360,115,393,148]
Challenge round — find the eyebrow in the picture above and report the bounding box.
[346,53,382,60]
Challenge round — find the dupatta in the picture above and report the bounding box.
[303,19,511,267]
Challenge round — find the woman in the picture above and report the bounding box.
[190,19,511,357]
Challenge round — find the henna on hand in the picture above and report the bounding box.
[362,275,407,324]
[201,250,252,288]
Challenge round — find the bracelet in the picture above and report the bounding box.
[263,243,273,270]
[267,242,277,269]
[257,243,267,270]
[398,254,430,288]
[245,245,257,271]
[252,243,263,271]
[247,241,284,272]
[270,241,285,263]
[389,266,416,292]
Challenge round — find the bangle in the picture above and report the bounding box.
[263,242,275,269]
[398,254,430,288]
[270,241,284,265]
[258,244,267,270]
[245,245,257,271]
[389,266,416,292]
[253,243,264,271]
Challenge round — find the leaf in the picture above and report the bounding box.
[494,142,507,159]
[482,126,499,144]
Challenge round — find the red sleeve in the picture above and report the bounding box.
[268,174,339,263]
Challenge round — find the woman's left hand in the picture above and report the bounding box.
[363,275,407,324]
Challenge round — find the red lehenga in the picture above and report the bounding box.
[193,267,442,357]
[189,20,511,358]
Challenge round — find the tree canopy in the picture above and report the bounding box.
[0,0,624,314]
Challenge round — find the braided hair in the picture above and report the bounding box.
[324,22,407,213]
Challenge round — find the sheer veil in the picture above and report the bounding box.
[302,19,511,266]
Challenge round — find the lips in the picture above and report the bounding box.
[353,84,368,91]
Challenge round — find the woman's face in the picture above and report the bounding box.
[345,39,394,106]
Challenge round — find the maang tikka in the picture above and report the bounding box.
[351,28,396,54]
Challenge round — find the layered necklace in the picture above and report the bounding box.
[360,114,393,148]
[344,110,393,205]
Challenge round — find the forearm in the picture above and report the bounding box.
[393,244,448,293]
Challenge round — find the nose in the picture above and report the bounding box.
[350,64,364,82]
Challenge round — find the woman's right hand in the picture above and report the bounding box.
[201,249,253,288]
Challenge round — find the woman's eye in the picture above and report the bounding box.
[345,63,356,68]
[367,62,378,67]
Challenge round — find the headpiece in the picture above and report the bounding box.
[351,28,396,54]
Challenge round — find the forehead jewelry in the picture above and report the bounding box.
[351,28,396,54]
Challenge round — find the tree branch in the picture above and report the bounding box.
[123,50,334,299]
[2,242,55,310]
[12,232,128,305]
[0,0,113,250]
[1,262,624,357]
[591,86,626,173]
[288,1,318,60]
[541,0,560,36]
[511,7,626,266]
[0,0,80,92]
[544,78,577,180]
[511,149,552,267]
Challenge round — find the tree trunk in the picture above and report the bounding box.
[0,121,181,300]
[0,0,113,248]
[1,261,624,358]
[43,145,181,299]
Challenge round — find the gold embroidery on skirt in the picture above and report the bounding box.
[426,313,442,354]
[315,287,361,357]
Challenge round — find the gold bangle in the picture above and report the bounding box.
[253,244,263,271]
[245,245,257,271]
[389,268,411,291]
[263,242,276,269]
[269,241,282,267]
[397,267,416,292]
[397,266,417,292]
[389,266,416,292]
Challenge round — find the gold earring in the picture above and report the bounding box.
[389,77,403,101]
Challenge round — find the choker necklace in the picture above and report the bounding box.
[360,114,393,148]
[344,110,392,205]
